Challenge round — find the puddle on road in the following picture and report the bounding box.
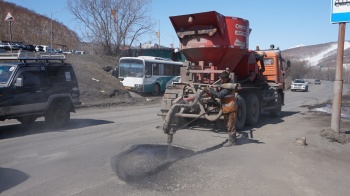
[111,144,194,185]
[311,104,350,119]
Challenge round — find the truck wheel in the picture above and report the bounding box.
[152,83,160,96]
[235,95,246,130]
[45,102,71,128]
[17,116,37,124]
[270,93,282,117]
[245,93,260,125]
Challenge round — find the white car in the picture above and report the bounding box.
[291,79,308,92]
[166,76,181,88]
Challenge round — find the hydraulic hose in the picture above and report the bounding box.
[163,90,223,134]
[163,91,204,135]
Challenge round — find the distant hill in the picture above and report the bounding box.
[282,41,350,68]
[0,1,80,50]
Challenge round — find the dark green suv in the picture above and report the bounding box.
[0,52,80,128]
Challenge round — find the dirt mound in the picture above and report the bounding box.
[65,54,132,106]
[64,54,162,108]
[320,128,350,144]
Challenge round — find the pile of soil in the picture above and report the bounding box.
[320,128,350,144]
[65,54,155,107]
[309,94,350,144]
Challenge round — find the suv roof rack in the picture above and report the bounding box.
[0,51,66,62]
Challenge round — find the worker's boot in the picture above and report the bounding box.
[223,133,236,147]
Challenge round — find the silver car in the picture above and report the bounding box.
[291,79,308,92]
[166,76,181,89]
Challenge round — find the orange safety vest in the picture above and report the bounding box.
[221,90,237,113]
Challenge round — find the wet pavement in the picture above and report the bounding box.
[111,143,225,189]
[111,144,193,184]
[311,104,350,119]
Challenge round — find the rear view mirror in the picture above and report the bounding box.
[286,60,291,70]
[15,77,23,87]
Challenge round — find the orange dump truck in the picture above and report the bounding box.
[159,11,290,143]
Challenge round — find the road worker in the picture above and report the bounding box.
[204,71,241,146]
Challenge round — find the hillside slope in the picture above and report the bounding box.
[0,1,80,50]
[283,41,350,67]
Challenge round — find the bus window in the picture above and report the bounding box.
[173,65,180,75]
[153,63,159,75]
[164,64,173,75]
[159,64,164,75]
[145,63,152,76]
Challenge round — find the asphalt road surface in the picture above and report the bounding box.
[1,81,349,196]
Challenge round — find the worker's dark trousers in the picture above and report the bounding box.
[223,110,237,136]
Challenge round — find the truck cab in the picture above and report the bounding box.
[256,46,290,91]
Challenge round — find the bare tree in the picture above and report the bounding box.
[284,58,310,80]
[67,0,154,56]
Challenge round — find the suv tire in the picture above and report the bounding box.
[17,116,37,124]
[45,102,71,128]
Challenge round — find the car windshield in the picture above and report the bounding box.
[166,76,181,88]
[294,79,305,83]
[172,76,181,83]
[0,65,14,84]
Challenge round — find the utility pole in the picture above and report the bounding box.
[111,9,118,41]
[331,23,346,133]
[50,12,53,53]
[4,12,14,52]
[155,19,160,48]
[330,0,349,133]
[50,10,64,53]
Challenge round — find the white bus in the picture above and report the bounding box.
[118,56,183,95]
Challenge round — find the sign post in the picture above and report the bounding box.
[4,12,15,52]
[330,0,349,133]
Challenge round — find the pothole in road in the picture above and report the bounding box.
[111,144,194,188]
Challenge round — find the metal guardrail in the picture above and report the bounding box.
[0,51,66,61]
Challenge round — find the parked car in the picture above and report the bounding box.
[0,43,9,50]
[23,44,36,52]
[62,50,72,55]
[0,43,19,50]
[166,76,181,89]
[314,79,321,85]
[291,79,308,92]
[35,45,44,52]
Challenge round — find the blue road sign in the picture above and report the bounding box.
[331,0,350,23]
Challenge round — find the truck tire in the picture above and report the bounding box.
[236,94,246,130]
[245,93,260,125]
[270,92,282,117]
[17,116,37,124]
[152,83,160,96]
[45,102,71,128]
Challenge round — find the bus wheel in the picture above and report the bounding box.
[152,83,160,96]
